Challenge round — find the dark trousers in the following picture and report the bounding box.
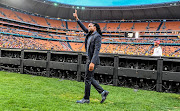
[84,62,104,99]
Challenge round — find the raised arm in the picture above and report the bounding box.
[73,9,88,33]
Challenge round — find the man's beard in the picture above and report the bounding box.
[89,30,93,34]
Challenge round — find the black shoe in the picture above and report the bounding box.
[100,90,109,103]
[76,98,90,104]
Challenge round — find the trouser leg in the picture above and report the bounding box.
[84,62,104,99]
[91,77,104,94]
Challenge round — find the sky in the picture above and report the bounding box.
[48,0,180,6]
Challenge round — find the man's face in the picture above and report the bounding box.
[154,42,157,46]
[88,23,96,32]
[154,42,159,46]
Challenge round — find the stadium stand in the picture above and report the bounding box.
[0,6,179,57]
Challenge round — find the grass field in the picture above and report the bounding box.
[0,71,179,111]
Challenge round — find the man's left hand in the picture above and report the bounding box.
[89,63,95,71]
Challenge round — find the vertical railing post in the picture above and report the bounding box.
[20,49,24,74]
[156,58,163,92]
[77,53,82,82]
[113,55,119,86]
[46,50,51,77]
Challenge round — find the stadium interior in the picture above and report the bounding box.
[0,0,180,93]
[0,0,179,57]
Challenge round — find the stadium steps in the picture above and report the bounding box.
[76,23,79,30]
[171,48,180,56]
[65,21,68,29]
[124,45,129,54]
[45,18,51,26]
[157,22,163,31]
[144,45,154,55]
[103,23,108,31]
[79,43,84,51]
[65,37,73,50]
[28,15,37,24]
[112,44,119,53]
[13,11,23,21]
[0,10,6,17]
[102,44,110,53]
[116,23,121,31]
[60,20,65,28]
[131,23,135,31]
[161,22,166,30]
[59,41,72,51]
[146,22,150,31]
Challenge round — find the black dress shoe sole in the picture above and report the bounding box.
[100,91,109,103]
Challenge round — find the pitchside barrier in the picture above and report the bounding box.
[0,48,179,93]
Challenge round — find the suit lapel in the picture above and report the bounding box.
[86,31,97,52]
[87,36,92,50]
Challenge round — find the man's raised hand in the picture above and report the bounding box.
[73,9,79,20]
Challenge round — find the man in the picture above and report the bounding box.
[73,9,109,104]
[152,40,162,56]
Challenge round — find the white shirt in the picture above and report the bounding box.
[152,46,162,56]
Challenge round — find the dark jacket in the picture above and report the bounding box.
[77,20,101,65]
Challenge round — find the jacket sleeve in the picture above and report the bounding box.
[77,20,88,33]
[91,35,101,64]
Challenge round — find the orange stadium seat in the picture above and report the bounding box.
[67,21,78,30]
[133,22,148,31]
[69,43,84,51]
[30,15,49,26]
[148,22,161,31]
[119,23,133,31]
[14,11,35,24]
[46,19,64,28]
[0,7,21,21]
[98,23,107,31]
[106,23,120,31]
[161,21,180,31]
[0,6,180,57]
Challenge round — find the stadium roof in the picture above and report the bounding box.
[47,0,180,7]
[0,0,179,21]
